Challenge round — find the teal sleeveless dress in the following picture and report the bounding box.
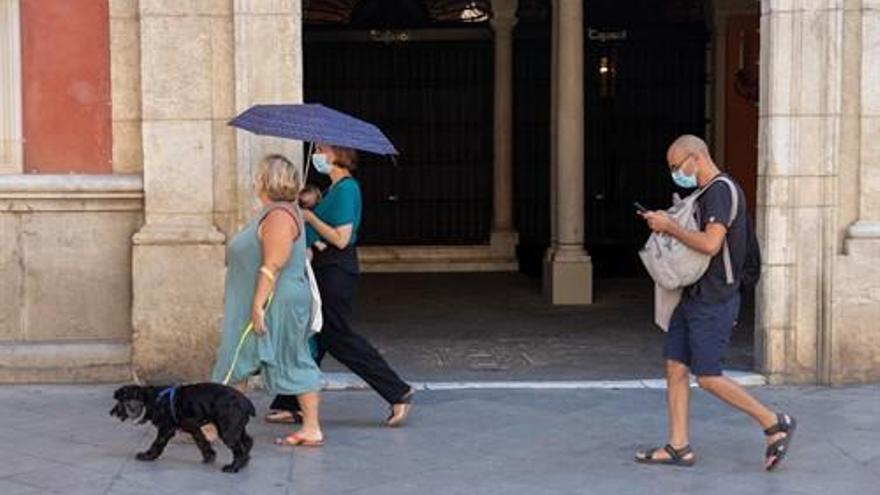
[211,203,321,396]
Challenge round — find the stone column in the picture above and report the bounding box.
[548,0,559,251]
[0,0,22,174]
[851,1,880,232]
[109,0,142,174]
[489,0,519,256]
[756,0,844,384]
[231,0,303,232]
[543,0,593,305]
[132,1,231,382]
[832,1,880,383]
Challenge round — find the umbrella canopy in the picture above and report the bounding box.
[229,103,398,155]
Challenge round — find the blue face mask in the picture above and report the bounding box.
[672,170,698,189]
[311,153,332,175]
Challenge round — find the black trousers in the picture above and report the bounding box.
[270,265,410,412]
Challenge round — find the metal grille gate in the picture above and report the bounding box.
[514,5,708,276]
[304,29,494,245]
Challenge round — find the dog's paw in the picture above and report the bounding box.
[136,452,157,462]
[202,451,216,464]
[222,456,249,473]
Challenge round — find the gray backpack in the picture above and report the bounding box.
[639,176,739,290]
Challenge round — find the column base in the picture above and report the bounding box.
[489,229,519,257]
[132,223,226,383]
[830,231,880,384]
[543,246,593,305]
[847,220,880,239]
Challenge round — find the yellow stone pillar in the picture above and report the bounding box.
[544,0,593,305]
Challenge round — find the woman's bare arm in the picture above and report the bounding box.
[252,209,298,333]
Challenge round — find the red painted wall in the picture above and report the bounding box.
[724,15,760,220]
[21,0,112,173]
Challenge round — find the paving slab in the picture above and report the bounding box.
[329,273,755,381]
[0,384,877,494]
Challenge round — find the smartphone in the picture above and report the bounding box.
[634,202,648,214]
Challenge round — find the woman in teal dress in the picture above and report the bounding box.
[211,154,324,446]
[265,144,414,433]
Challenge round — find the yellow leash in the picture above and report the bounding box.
[222,292,274,386]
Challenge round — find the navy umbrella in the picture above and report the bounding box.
[229,103,398,155]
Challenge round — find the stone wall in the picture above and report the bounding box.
[758,0,880,384]
[0,175,142,382]
[131,0,304,383]
[110,0,143,174]
[2,0,878,385]
[131,0,231,383]
[830,0,880,383]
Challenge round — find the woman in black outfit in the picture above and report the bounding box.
[267,144,414,431]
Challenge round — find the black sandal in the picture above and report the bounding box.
[635,444,695,467]
[764,413,797,471]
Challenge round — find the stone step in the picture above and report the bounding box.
[0,340,131,383]
[358,245,518,273]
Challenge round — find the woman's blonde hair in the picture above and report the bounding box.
[254,154,302,202]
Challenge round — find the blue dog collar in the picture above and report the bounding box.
[156,386,179,424]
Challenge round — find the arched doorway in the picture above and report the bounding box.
[301,0,762,381]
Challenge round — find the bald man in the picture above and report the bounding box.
[635,135,796,470]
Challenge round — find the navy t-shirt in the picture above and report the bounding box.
[686,174,748,303]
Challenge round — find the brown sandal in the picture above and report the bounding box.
[264,410,302,424]
[386,388,416,428]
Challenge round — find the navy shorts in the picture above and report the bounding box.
[663,293,741,376]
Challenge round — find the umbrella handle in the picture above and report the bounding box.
[304,142,315,184]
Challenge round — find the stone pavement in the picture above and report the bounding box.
[330,273,755,381]
[0,383,877,494]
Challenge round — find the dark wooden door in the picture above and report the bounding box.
[304,29,494,245]
[724,14,759,221]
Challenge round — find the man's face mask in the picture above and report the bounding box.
[671,157,698,189]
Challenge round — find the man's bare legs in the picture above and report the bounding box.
[638,364,790,467]
[637,360,695,461]
[696,375,787,469]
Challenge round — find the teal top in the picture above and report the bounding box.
[211,203,321,396]
[306,177,362,247]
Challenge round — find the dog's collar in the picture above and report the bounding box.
[156,386,179,424]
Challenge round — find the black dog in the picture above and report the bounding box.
[110,383,255,473]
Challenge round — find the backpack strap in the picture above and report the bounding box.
[698,175,740,285]
[694,175,739,228]
[716,177,739,285]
